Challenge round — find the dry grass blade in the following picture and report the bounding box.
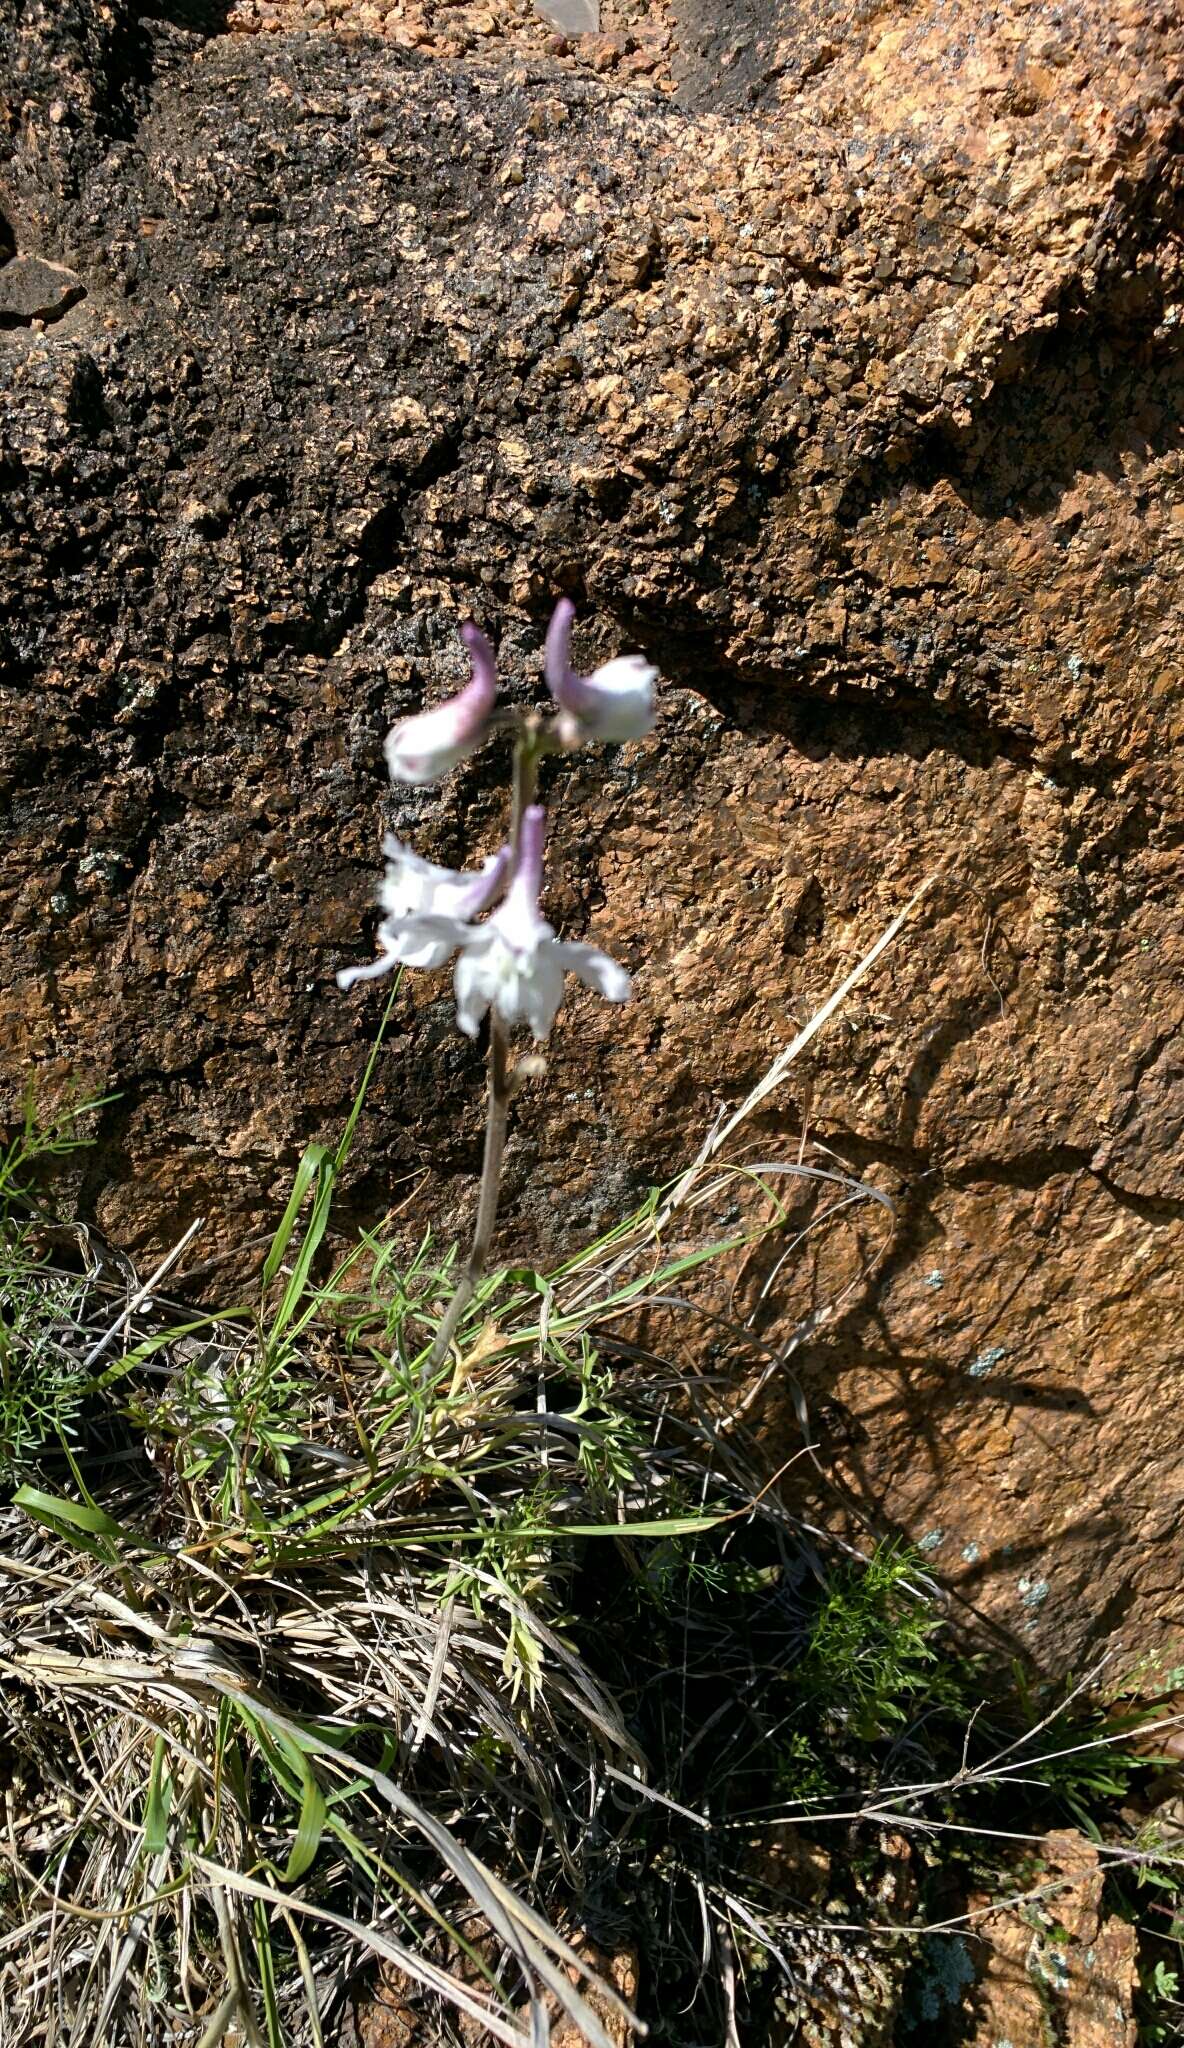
[191,1860,531,2048]
[661,877,934,1223]
[5,909,1157,2048]
[81,1218,206,1372]
[0,1219,665,2048]
[0,1567,637,2048]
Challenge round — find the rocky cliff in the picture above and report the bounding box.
[2,0,1182,1670]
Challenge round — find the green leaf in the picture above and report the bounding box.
[143,1737,173,1856]
[261,1143,333,1295]
[499,1267,549,1295]
[286,1756,328,1883]
[14,1485,128,1540]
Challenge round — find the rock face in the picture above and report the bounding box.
[964,1830,1138,2047]
[0,255,86,327]
[1,0,1183,1671]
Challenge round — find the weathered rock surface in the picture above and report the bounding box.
[0,254,86,327]
[1,0,1183,1670]
[964,1829,1138,2046]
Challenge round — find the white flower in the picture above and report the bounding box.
[384,622,497,784]
[337,839,510,989]
[545,597,657,745]
[452,805,630,1040]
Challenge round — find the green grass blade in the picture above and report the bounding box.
[261,1144,332,1296]
[142,1737,173,1857]
[267,1152,336,1346]
[285,1753,328,1884]
[551,1513,726,1537]
[262,985,401,1345]
[253,1895,284,2048]
[333,980,400,1172]
[13,1485,128,1541]
[234,1703,328,1883]
[91,1312,250,1393]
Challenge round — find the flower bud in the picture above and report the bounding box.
[384,622,497,784]
[545,598,657,745]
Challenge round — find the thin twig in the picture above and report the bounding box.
[82,1216,205,1371]
[660,876,936,1226]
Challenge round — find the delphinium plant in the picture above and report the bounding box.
[337,597,657,1367]
[0,596,987,2048]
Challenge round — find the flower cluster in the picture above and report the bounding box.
[338,602,656,1042]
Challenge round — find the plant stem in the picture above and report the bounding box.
[424,729,541,1374]
[510,720,540,852]
[424,1017,511,1374]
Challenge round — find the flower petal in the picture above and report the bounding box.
[458,620,497,698]
[454,943,496,1038]
[388,911,476,960]
[552,941,632,1003]
[378,842,451,920]
[578,655,657,741]
[375,919,454,971]
[492,807,553,953]
[339,911,478,990]
[384,621,498,784]
[544,596,577,708]
[455,844,512,919]
[377,840,510,928]
[522,947,567,1040]
[337,952,400,992]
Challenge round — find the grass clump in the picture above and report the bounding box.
[0,1004,1180,2047]
[0,1092,118,1479]
[0,1046,848,2046]
[0,1236,91,1473]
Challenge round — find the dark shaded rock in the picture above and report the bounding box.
[670,0,800,110]
[1,0,1183,1672]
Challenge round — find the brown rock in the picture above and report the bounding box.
[965,1830,1138,2046]
[1,0,1183,1674]
[548,1946,638,2048]
[0,254,85,326]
